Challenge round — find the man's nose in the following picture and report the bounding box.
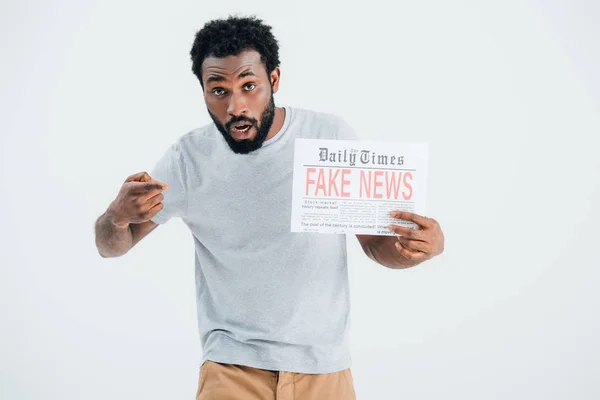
[227,93,248,117]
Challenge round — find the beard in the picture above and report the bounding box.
[208,93,276,155]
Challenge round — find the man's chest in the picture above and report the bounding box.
[185,157,295,246]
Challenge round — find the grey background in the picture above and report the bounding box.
[1,0,599,398]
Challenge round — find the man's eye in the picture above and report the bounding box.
[244,83,256,91]
[212,88,226,96]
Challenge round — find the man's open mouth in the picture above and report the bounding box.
[231,123,252,133]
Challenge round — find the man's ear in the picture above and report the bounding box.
[270,67,281,93]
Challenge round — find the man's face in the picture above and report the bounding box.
[201,50,280,154]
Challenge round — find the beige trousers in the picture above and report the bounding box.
[196,360,356,400]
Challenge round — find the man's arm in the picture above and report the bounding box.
[356,211,445,270]
[95,213,158,258]
[95,171,167,258]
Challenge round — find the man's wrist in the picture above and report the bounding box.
[105,207,129,229]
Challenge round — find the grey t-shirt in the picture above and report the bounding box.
[150,106,359,373]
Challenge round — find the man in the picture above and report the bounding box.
[95,15,444,400]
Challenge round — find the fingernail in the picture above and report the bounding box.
[388,225,394,231]
[390,211,397,217]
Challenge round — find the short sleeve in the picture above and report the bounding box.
[334,116,360,141]
[150,144,188,224]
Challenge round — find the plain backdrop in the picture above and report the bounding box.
[1,0,599,399]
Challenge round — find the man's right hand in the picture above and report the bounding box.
[107,172,169,228]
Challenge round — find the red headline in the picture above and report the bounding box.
[305,167,413,200]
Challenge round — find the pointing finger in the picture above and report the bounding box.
[149,178,169,190]
[129,181,168,193]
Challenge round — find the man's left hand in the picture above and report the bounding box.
[388,211,445,263]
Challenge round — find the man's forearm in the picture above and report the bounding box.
[95,209,133,258]
[357,235,422,269]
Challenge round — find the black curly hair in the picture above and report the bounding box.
[190,15,281,86]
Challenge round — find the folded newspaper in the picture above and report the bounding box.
[291,139,428,235]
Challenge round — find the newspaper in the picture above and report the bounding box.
[290,139,428,235]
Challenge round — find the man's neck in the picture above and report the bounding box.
[265,106,285,141]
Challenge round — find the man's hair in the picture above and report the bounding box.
[190,15,281,85]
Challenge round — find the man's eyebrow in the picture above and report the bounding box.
[238,71,255,78]
[206,75,225,84]
[205,70,255,85]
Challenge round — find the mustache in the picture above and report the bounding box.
[225,116,258,130]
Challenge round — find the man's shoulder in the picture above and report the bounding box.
[160,122,218,162]
[289,106,345,126]
[288,106,356,140]
[163,122,215,152]
[177,122,217,145]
